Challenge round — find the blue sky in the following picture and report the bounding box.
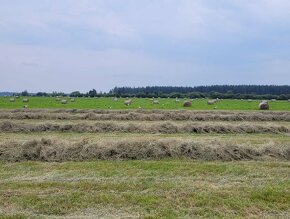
[1,0,290,92]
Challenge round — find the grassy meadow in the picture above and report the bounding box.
[0,96,289,110]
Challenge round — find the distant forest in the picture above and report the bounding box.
[109,85,290,100]
[3,85,290,100]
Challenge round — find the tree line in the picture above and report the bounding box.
[10,85,290,100]
[109,85,290,100]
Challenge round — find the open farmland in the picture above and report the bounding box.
[1,96,290,110]
[0,109,290,218]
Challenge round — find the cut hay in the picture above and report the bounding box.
[0,138,289,162]
[124,99,132,106]
[1,110,290,121]
[259,101,269,110]
[207,99,217,105]
[61,100,68,104]
[0,121,288,134]
[183,101,192,107]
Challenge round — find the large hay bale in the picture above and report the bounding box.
[288,99,290,102]
[113,97,118,102]
[207,99,217,105]
[9,98,15,102]
[152,100,160,104]
[22,98,29,103]
[247,99,253,102]
[124,99,132,106]
[183,101,192,107]
[259,101,269,110]
[70,98,75,102]
[61,100,68,104]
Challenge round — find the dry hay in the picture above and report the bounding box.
[259,101,269,110]
[1,110,290,121]
[0,138,289,162]
[0,120,288,134]
[124,99,132,106]
[183,101,192,107]
[207,99,217,105]
[61,100,68,104]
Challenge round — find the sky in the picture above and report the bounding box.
[1,0,290,93]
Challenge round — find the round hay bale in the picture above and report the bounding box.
[70,98,75,102]
[183,101,192,107]
[152,100,160,104]
[288,99,290,102]
[113,97,118,101]
[61,100,68,104]
[207,99,216,105]
[22,98,29,103]
[259,101,269,110]
[247,99,253,102]
[124,99,132,106]
[9,98,15,102]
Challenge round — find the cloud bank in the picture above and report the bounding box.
[1,0,290,92]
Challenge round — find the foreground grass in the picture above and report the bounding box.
[1,97,290,110]
[0,160,289,218]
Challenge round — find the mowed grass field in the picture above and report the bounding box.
[0,109,290,218]
[1,160,290,218]
[1,96,290,110]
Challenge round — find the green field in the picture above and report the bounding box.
[1,107,290,218]
[1,160,290,218]
[1,97,289,110]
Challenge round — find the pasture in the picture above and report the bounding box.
[0,96,290,110]
[0,109,290,218]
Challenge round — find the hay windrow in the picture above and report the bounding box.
[0,121,289,134]
[1,109,290,121]
[0,138,289,162]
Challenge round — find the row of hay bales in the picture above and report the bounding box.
[122,98,193,107]
[9,98,29,103]
[207,98,271,110]
[122,98,279,110]
[55,97,75,104]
